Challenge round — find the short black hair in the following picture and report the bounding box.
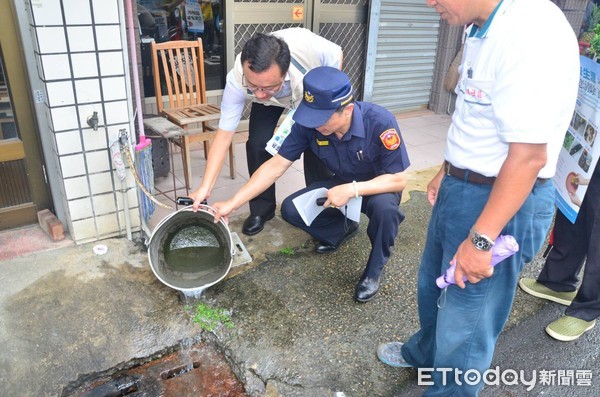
[240,32,291,75]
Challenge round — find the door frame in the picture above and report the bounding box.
[224,0,367,94]
[0,0,51,229]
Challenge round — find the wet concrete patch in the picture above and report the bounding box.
[1,251,198,397]
[198,192,435,396]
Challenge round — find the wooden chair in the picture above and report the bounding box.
[150,38,235,189]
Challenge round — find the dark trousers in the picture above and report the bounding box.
[247,102,332,216]
[201,19,214,53]
[538,163,600,321]
[280,179,404,279]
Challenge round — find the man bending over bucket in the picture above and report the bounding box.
[210,66,410,303]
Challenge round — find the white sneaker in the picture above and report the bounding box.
[377,342,413,368]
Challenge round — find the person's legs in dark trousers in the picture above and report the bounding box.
[361,192,403,279]
[281,184,402,258]
[203,19,215,55]
[281,182,403,300]
[537,210,586,292]
[246,102,284,218]
[567,186,600,321]
[540,166,600,322]
[353,191,403,302]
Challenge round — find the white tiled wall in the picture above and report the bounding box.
[40,54,71,80]
[95,26,123,51]
[102,77,127,101]
[62,0,92,25]
[104,101,130,124]
[71,218,97,241]
[71,53,99,78]
[92,0,120,24]
[55,130,83,154]
[36,27,68,53]
[29,0,63,26]
[74,79,102,103]
[59,154,86,178]
[86,150,112,174]
[46,81,75,107]
[63,176,89,200]
[99,52,125,76]
[51,106,79,132]
[29,0,140,243]
[82,128,108,151]
[89,172,114,195]
[67,27,95,52]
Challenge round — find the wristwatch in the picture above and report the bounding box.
[470,228,495,251]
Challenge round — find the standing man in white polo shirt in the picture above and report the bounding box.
[377,0,580,395]
[189,28,342,235]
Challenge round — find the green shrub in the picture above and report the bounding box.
[590,24,600,58]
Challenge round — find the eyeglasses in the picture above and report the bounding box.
[242,74,284,96]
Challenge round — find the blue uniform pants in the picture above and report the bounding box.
[401,175,554,396]
[281,179,404,278]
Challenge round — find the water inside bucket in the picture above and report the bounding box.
[156,223,229,289]
[165,246,224,273]
[163,225,225,271]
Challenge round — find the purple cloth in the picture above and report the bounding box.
[436,235,519,288]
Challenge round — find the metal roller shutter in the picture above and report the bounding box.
[365,0,440,112]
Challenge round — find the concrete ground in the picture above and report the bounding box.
[1,111,599,396]
[2,189,599,397]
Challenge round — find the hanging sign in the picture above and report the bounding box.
[185,0,204,33]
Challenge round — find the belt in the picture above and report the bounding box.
[444,162,496,185]
[444,162,551,186]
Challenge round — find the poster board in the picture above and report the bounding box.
[553,55,600,223]
[185,1,204,33]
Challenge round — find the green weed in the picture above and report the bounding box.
[280,246,295,255]
[185,302,234,331]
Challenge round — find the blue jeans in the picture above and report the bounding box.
[401,175,555,396]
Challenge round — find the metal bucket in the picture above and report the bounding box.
[147,205,234,292]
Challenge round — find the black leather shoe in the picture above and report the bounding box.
[242,213,275,236]
[315,221,359,254]
[354,273,383,303]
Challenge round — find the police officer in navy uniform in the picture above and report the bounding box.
[211,66,410,302]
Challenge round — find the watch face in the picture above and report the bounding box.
[472,235,493,251]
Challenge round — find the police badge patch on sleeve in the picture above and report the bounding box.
[379,129,401,150]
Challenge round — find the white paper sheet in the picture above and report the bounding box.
[292,187,362,226]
